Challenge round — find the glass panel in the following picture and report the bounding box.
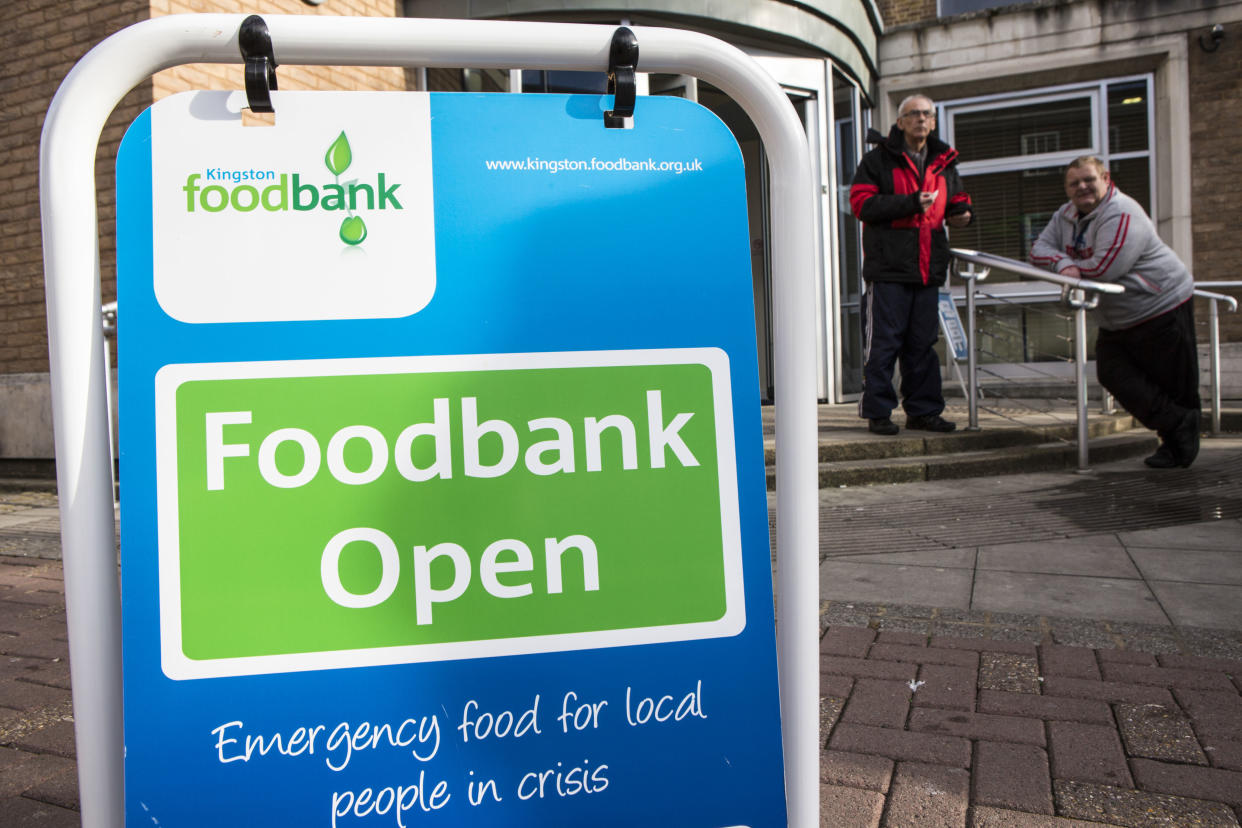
[954,97,1092,162]
[975,304,1025,363]
[461,69,510,93]
[841,308,864,392]
[649,74,689,98]
[833,70,864,395]
[973,304,1096,364]
[520,70,608,94]
[1024,304,1075,362]
[835,115,860,304]
[1109,157,1152,216]
[952,167,1069,267]
[1108,81,1149,154]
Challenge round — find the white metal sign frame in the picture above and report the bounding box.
[40,15,819,827]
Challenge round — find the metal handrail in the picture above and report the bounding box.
[951,248,1125,295]
[951,250,1241,458]
[951,248,1124,471]
[1192,285,1239,435]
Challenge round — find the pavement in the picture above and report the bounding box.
[0,407,1239,825]
[805,411,1242,827]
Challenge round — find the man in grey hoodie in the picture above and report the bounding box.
[1030,155,1200,468]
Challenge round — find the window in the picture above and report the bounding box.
[940,77,1155,363]
[944,77,1154,263]
[519,71,608,95]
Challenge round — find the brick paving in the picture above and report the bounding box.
[2,469,1242,825]
[819,623,1242,826]
[0,555,78,825]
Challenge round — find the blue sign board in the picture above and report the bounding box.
[116,90,784,826]
[938,290,968,362]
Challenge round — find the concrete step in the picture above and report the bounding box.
[766,430,1161,490]
[763,412,1138,465]
[809,432,1158,488]
[0,477,57,494]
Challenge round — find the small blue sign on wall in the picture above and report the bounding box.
[117,90,785,826]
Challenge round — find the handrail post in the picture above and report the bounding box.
[102,302,117,500]
[950,256,986,432]
[966,272,980,431]
[1209,297,1221,436]
[1072,290,1091,472]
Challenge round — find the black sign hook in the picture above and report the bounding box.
[239,15,278,114]
[604,27,638,128]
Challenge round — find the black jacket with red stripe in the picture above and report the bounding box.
[849,126,973,287]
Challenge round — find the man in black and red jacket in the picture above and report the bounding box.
[850,94,973,435]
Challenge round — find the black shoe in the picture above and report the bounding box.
[1143,443,1178,469]
[1167,409,1201,468]
[868,417,899,436]
[905,414,956,433]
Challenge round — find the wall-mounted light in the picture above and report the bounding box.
[1121,97,1143,105]
[1200,24,1224,53]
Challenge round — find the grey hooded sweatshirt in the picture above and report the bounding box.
[1029,183,1193,330]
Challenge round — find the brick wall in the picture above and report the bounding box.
[876,0,938,27]
[1,0,149,374]
[1188,22,1242,341]
[1,0,408,378]
[150,0,407,100]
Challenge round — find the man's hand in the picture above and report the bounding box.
[1059,265,1083,280]
[918,190,937,212]
[946,210,971,228]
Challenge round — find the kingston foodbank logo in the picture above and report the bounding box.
[181,132,400,246]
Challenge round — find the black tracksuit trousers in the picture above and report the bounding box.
[1095,299,1201,440]
[859,281,945,420]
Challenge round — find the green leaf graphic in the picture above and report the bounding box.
[339,216,367,246]
[325,132,353,176]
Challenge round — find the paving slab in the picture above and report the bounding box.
[819,784,885,828]
[0,796,80,828]
[882,762,969,827]
[1047,721,1133,787]
[978,652,1041,693]
[821,560,973,609]
[976,539,1141,579]
[972,741,1053,815]
[1053,779,1240,826]
[1114,702,1207,764]
[1147,582,1242,629]
[972,571,1169,625]
[820,750,894,792]
[830,548,978,568]
[1116,519,1242,551]
[969,806,1125,827]
[1128,548,1242,585]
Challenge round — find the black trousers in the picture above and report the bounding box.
[859,281,944,420]
[1095,299,1200,439]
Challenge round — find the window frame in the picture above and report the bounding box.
[940,74,1156,215]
